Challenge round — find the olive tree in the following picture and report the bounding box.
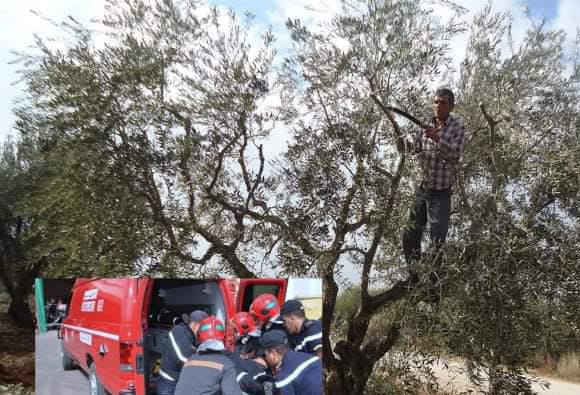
[13,0,280,278]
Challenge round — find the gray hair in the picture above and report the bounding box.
[435,87,455,106]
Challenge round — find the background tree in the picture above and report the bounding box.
[273,1,465,392]
[277,1,579,393]
[12,0,280,279]
[0,138,63,328]
[438,6,580,392]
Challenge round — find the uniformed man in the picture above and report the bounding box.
[280,300,322,358]
[175,316,241,395]
[229,312,278,395]
[157,310,208,395]
[249,294,285,333]
[261,330,322,395]
[231,311,260,354]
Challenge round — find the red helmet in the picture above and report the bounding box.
[249,293,280,325]
[197,316,225,343]
[231,312,257,336]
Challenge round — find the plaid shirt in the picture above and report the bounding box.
[414,114,465,190]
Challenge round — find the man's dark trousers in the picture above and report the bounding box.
[402,187,451,265]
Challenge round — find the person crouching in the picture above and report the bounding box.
[175,316,241,395]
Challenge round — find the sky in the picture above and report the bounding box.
[0,0,577,146]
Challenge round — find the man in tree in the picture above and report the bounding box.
[158,310,209,395]
[280,300,322,358]
[402,88,466,276]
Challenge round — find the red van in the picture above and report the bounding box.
[59,278,286,395]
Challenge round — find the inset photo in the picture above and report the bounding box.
[35,278,322,395]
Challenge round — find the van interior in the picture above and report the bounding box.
[143,279,228,394]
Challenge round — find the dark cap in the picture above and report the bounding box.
[189,310,209,323]
[240,336,261,355]
[280,299,304,316]
[260,330,288,349]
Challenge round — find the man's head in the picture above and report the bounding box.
[280,299,306,335]
[433,87,455,122]
[239,335,261,360]
[231,311,258,339]
[249,293,280,327]
[188,310,209,333]
[260,330,289,368]
[197,316,226,343]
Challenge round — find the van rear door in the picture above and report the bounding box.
[237,279,287,312]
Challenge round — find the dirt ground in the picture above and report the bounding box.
[0,313,35,387]
[432,360,580,395]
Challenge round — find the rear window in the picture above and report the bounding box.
[148,280,226,326]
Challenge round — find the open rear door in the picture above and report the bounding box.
[237,278,288,312]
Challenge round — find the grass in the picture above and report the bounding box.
[0,383,33,395]
[554,352,580,382]
[532,351,580,383]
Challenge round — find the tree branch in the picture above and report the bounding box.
[208,131,242,192]
[370,95,430,130]
[363,324,401,364]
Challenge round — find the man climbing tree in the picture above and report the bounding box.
[401,88,466,280]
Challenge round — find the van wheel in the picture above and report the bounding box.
[61,347,75,371]
[89,363,107,395]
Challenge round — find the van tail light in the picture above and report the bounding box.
[120,342,133,372]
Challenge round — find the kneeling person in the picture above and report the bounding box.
[175,316,241,395]
[262,330,322,395]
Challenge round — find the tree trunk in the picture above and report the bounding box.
[324,360,354,395]
[8,288,34,329]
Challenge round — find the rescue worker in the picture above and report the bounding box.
[175,316,241,395]
[157,310,208,395]
[280,300,322,358]
[261,330,322,395]
[249,294,285,334]
[229,312,276,395]
[230,311,261,354]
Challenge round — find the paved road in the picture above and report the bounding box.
[35,330,90,395]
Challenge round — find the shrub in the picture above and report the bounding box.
[555,352,580,382]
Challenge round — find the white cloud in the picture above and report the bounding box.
[553,0,580,49]
[264,0,553,87]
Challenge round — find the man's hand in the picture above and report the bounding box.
[424,127,440,142]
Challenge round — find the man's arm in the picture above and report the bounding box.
[300,321,323,356]
[238,372,267,395]
[396,129,422,154]
[168,329,191,367]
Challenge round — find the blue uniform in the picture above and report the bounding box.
[225,351,271,395]
[157,322,197,395]
[274,350,322,395]
[289,320,322,355]
[175,351,241,395]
